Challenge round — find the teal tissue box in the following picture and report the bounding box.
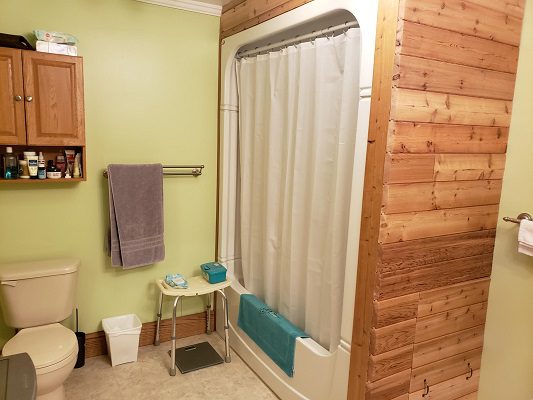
[200,262,227,284]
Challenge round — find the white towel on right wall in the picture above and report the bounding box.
[518,220,533,256]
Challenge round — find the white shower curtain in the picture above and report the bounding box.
[236,29,360,351]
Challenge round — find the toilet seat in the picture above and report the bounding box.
[2,323,78,374]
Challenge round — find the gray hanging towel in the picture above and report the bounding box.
[107,164,165,269]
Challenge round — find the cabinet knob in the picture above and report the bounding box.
[25,96,33,102]
[14,95,22,101]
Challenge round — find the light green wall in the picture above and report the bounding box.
[0,0,219,347]
[479,2,533,399]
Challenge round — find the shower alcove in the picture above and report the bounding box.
[216,1,378,399]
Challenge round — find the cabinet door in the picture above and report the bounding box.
[22,51,84,146]
[0,48,26,145]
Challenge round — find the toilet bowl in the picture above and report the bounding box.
[0,259,80,400]
[3,324,78,400]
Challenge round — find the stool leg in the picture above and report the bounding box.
[154,291,163,346]
[217,289,231,363]
[206,292,212,335]
[170,296,180,376]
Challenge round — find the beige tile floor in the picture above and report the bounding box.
[65,333,278,400]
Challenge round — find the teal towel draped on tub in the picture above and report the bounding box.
[237,294,308,377]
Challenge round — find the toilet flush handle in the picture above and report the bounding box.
[0,281,17,287]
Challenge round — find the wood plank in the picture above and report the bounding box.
[397,21,519,73]
[85,312,213,358]
[371,319,417,355]
[400,0,524,46]
[220,0,313,39]
[415,302,487,343]
[384,154,506,184]
[348,0,401,398]
[384,153,435,184]
[391,88,512,127]
[408,369,480,400]
[388,122,509,154]
[435,154,506,181]
[221,0,294,32]
[138,312,214,347]
[373,293,419,328]
[465,0,524,20]
[221,0,249,32]
[410,348,482,392]
[392,396,409,400]
[393,54,516,100]
[418,279,490,317]
[85,331,107,359]
[413,325,485,368]
[366,369,411,400]
[368,345,413,382]
[379,205,499,244]
[456,392,478,400]
[380,230,495,273]
[377,254,493,299]
[383,180,502,214]
[222,0,245,14]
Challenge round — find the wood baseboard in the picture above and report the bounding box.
[85,311,215,358]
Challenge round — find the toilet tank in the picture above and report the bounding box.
[0,259,79,329]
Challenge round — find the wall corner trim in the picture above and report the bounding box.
[134,0,222,16]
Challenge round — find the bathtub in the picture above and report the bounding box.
[216,267,352,400]
[216,1,378,398]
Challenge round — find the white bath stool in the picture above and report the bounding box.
[154,276,231,376]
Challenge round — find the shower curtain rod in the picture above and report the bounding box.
[236,20,359,59]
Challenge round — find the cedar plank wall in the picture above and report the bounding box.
[350,1,525,399]
[220,0,314,39]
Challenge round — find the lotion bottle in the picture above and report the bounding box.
[38,152,46,179]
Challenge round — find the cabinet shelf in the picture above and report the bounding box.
[0,178,85,184]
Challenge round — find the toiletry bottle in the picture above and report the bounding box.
[38,152,46,179]
[73,155,80,178]
[18,160,30,179]
[56,154,66,176]
[46,160,62,179]
[3,147,18,179]
[27,155,39,179]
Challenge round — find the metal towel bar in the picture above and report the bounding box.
[503,213,533,224]
[103,165,204,178]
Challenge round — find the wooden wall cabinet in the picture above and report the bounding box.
[0,47,85,147]
[0,47,86,184]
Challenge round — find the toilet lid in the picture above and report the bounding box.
[2,323,78,369]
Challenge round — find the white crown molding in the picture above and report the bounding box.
[135,0,222,16]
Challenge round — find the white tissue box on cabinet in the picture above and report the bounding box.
[36,40,78,56]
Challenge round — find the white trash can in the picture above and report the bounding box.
[102,314,142,367]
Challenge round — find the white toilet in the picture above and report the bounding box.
[0,259,80,400]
